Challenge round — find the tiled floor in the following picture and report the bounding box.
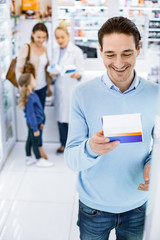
[0,142,116,240]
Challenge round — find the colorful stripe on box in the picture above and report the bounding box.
[108,132,142,143]
[65,69,76,74]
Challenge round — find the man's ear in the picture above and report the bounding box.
[137,40,141,56]
[99,44,103,56]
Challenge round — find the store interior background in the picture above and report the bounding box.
[0,0,160,239]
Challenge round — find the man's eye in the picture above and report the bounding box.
[124,54,132,57]
[107,55,114,58]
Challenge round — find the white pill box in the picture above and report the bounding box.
[47,64,62,74]
[61,65,77,76]
[102,113,143,143]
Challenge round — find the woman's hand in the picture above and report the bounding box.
[49,73,57,77]
[70,73,81,79]
[47,86,52,97]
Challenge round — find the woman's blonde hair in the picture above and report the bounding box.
[55,25,69,36]
[18,73,32,110]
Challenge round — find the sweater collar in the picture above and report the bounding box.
[101,71,140,94]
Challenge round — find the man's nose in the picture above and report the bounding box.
[114,56,124,69]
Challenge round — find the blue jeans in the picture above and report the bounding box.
[26,126,41,159]
[77,200,146,240]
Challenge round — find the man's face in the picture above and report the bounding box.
[99,33,141,92]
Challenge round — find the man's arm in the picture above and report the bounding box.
[64,89,119,171]
[138,133,153,191]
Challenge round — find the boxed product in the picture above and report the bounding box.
[47,64,62,74]
[61,65,77,76]
[102,113,143,143]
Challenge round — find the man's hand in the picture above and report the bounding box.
[138,162,151,191]
[89,129,120,156]
[34,130,40,137]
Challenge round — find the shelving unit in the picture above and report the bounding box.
[0,0,16,169]
[58,0,108,50]
[58,0,160,49]
[119,1,160,43]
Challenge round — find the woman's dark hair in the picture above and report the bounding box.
[98,16,141,50]
[31,22,48,42]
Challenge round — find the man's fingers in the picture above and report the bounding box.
[97,129,104,136]
[90,129,120,155]
[138,183,149,191]
[91,140,120,155]
[93,129,109,143]
[143,162,151,181]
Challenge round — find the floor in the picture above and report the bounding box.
[0,142,116,240]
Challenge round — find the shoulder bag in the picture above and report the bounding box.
[6,44,35,88]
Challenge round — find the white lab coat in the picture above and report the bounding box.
[52,41,84,123]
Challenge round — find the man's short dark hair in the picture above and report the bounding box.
[98,16,141,50]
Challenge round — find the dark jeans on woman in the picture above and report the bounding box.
[78,200,146,240]
[35,86,47,146]
[26,127,41,159]
[57,122,68,146]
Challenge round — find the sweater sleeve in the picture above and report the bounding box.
[144,151,152,168]
[26,97,39,133]
[64,89,101,172]
[144,128,154,168]
[16,44,28,81]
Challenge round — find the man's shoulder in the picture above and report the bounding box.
[75,77,101,93]
[140,77,159,90]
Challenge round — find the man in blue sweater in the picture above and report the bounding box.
[64,17,159,240]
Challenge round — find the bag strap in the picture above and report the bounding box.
[26,44,31,62]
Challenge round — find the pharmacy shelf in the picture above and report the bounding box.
[149,28,160,31]
[59,6,107,10]
[150,18,160,21]
[58,3,107,45]
[148,38,160,41]
[0,0,16,170]
[75,36,98,40]
[120,7,160,11]
[75,27,99,30]
[58,15,71,19]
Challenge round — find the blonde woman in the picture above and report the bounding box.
[18,73,53,167]
[16,22,52,159]
[50,26,84,153]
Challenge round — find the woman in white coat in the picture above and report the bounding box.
[51,26,84,153]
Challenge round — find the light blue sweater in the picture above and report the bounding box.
[64,75,159,213]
